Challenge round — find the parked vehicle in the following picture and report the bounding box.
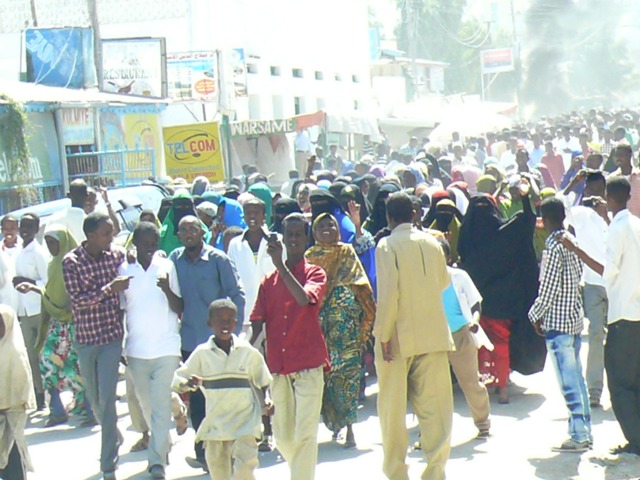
[4,183,170,244]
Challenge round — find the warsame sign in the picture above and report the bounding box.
[163,122,225,182]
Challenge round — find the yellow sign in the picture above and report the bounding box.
[163,122,225,182]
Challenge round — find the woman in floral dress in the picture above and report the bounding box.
[306,213,376,448]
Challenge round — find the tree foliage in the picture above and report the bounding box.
[395,0,515,98]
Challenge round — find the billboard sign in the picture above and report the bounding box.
[163,122,225,182]
[230,118,296,137]
[480,48,514,74]
[101,37,167,97]
[166,51,217,101]
[25,27,96,88]
[61,108,95,145]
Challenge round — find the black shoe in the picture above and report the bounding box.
[610,443,640,456]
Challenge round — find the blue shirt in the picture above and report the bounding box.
[170,243,245,351]
[442,283,468,333]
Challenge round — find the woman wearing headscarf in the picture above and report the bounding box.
[309,189,356,244]
[423,190,462,228]
[0,305,35,480]
[248,182,274,226]
[362,183,400,237]
[305,213,376,449]
[200,191,247,250]
[159,191,211,254]
[427,199,462,262]
[476,174,498,195]
[296,183,316,213]
[448,183,470,216]
[270,198,302,234]
[339,185,370,225]
[458,182,545,404]
[18,226,95,427]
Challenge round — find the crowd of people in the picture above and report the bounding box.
[1,107,640,480]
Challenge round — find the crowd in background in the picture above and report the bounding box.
[1,107,640,480]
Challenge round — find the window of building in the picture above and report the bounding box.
[317,98,326,109]
[270,66,281,76]
[353,100,361,111]
[249,95,261,119]
[273,95,284,118]
[315,71,324,80]
[352,74,360,83]
[294,96,302,115]
[292,68,304,78]
[334,73,342,81]
[247,63,258,74]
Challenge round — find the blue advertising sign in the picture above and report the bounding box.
[25,27,96,89]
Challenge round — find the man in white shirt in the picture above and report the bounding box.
[13,213,49,410]
[294,129,313,175]
[555,126,581,170]
[561,171,609,408]
[499,137,519,174]
[562,177,640,456]
[119,222,184,479]
[226,196,279,451]
[48,179,89,243]
[0,215,22,311]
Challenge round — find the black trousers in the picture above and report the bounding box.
[0,442,25,480]
[182,350,206,460]
[605,320,640,448]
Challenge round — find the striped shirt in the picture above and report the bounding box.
[528,230,584,335]
[63,244,126,345]
[172,335,272,441]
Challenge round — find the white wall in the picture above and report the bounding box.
[0,0,374,123]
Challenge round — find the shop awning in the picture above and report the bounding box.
[0,80,170,110]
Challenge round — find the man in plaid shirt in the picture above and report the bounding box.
[63,212,131,480]
[529,197,592,453]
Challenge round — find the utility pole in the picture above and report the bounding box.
[29,0,38,26]
[87,0,103,90]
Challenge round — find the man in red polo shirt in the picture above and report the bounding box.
[250,213,329,480]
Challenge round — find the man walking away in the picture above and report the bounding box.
[374,192,453,480]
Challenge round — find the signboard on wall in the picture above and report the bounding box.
[25,27,96,88]
[62,108,95,145]
[230,118,296,137]
[163,122,225,182]
[480,48,514,74]
[166,51,217,101]
[101,37,167,97]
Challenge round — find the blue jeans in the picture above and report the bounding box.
[545,331,592,443]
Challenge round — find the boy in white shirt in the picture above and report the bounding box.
[172,299,272,479]
[437,237,491,437]
[13,213,49,410]
[0,215,21,311]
